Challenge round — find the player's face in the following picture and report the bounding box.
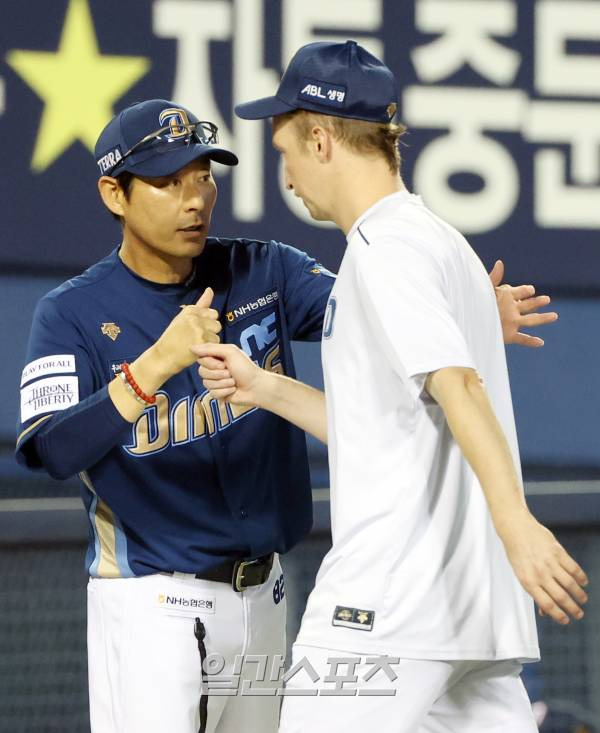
[121,157,217,259]
[272,116,331,222]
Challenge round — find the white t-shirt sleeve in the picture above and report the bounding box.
[356,236,476,398]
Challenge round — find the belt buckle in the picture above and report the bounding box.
[232,558,260,592]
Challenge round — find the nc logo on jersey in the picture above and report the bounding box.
[323,297,337,339]
[158,107,191,137]
[240,312,277,357]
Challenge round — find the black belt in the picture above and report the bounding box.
[190,553,274,592]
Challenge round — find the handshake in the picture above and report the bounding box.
[193,340,266,408]
[159,285,272,408]
[147,286,327,443]
[194,337,328,446]
[149,285,265,408]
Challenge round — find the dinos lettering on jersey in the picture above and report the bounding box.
[124,343,283,457]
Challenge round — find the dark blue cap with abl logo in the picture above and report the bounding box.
[235,41,398,123]
[94,99,238,178]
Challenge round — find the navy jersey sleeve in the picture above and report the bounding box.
[275,242,336,341]
[16,294,129,476]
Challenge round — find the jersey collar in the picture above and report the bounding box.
[346,190,418,242]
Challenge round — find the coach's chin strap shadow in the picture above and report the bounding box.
[194,618,208,733]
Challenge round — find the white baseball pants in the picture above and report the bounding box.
[279,643,538,733]
[87,559,286,733]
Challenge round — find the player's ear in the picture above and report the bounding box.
[98,176,126,217]
[311,125,331,163]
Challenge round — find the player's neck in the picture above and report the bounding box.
[119,237,194,284]
[331,158,406,236]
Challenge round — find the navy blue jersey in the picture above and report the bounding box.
[16,238,334,577]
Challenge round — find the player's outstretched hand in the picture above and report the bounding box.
[192,343,265,406]
[498,509,589,625]
[489,260,558,348]
[152,287,221,377]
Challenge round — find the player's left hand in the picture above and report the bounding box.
[489,260,558,348]
[497,509,589,625]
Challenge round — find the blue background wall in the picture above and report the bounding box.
[1,0,599,286]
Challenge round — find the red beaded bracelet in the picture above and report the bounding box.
[120,362,156,405]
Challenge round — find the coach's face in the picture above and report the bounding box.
[272,116,331,222]
[121,157,217,259]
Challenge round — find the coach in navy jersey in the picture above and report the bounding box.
[16,99,337,733]
[15,99,556,733]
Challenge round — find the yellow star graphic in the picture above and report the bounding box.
[6,0,151,172]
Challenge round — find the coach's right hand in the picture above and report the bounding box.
[110,288,221,423]
[151,287,221,377]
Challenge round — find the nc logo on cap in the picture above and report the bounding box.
[158,107,191,138]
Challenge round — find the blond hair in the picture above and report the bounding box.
[282,110,406,173]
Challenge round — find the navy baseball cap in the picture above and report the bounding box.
[95,99,238,178]
[235,40,398,123]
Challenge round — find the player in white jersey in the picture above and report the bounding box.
[196,41,589,732]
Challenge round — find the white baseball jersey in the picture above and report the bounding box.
[296,191,539,661]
